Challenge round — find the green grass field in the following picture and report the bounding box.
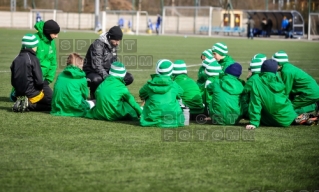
[0,28,319,192]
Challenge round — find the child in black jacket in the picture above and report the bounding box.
[10,33,52,112]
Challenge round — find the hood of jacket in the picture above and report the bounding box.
[147,74,173,94]
[34,21,50,43]
[63,65,86,79]
[99,32,113,49]
[260,72,285,93]
[220,74,244,95]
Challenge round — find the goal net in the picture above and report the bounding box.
[162,6,223,36]
[101,10,150,35]
[308,13,319,40]
[29,9,63,29]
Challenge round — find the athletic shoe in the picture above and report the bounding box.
[294,113,310,125]
[19,96,29,112]
[12,96,22,112]
[12,96,29,113]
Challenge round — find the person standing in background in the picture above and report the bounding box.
[246,16,255,39]
[266,17,273,37]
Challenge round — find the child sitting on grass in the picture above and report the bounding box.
[273,51,319,125]
[172,60,204,118]
[11,33,51,112]
[241,58,263,119]
[207,63,244,125]
[246,59,299,129]
[51,53,94,117]
[139,59,184,128]
[85,62,142,121]
[203,60,222,116]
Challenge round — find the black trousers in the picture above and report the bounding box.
[87,72,134,96]
[29,81,52,111]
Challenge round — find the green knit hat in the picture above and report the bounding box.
[173,60,187,74]
[253,53,267,62]
[202,49,213,59]
[205,60,222,76]
[109,61,127,78]
[249,58,263,73]
[202,57,216,68]
[212,42,228,56]
[156,59,173,76]
[21,33,39,49]
[272,51,289,65]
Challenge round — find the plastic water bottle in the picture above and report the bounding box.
[183,107,190,126]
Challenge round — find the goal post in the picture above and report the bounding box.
[29,9,63,29]
[308,13,319,40]
[161,6,223,36]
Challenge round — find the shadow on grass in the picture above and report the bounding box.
[0,96,11,103]
[0,106,12,112]
[84,117,141,128]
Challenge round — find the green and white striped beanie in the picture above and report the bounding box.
[212,42,228,56]
[205,60,222,76]
[202,49,213,59]
[249,58,263,73]
[156,59,173,76]
[202,57,216,68]
[173,60,187,74]
[21,33,39,49]
[253,53,267,62]
[109,61,127,78]
[272,51,289,65]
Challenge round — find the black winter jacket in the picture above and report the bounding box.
[11,49,44,98]
[83,32,118,79]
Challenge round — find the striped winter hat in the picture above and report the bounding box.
[272,51,289,65]
[156,59,173,76]
[202,49,213,59]
[205,60,222,76]
[173,60,187,74]
[249,58,263,73]
[109,61,127,78]
[202,57,216,68]
[21,34,39,49]
[212,42,228,56]
[253,53,267,62]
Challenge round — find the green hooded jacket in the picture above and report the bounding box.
[241,73,260,118]
[51,65,90,117]
[34,21,58,83]
[174,74,204,114]
[280,62,319,109]
[218,55,235,72]
[86,76,142,121]
[208,74,243,125]
[139,74,184,128]
[203,76,219,115]
[197,66,207,99]
[249,72,297,128]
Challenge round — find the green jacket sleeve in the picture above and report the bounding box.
[123,89,142,116]
[248,85,262,128]
[281,70,294,96]
[47,42,58,83]
[206,80,217,95]
[81,78,89,99]
[139,83,149,100]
